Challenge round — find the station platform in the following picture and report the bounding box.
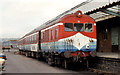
[97,52,120,59]
[90,52,120,73]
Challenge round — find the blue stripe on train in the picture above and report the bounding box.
[41,48,96,54]
[41,44,97,54]
[41,41,97,54]
[58,49,96,54]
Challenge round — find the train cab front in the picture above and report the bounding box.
[59,10,97,62]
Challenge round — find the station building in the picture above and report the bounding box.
[85,1,120,53]
[2,40,18,49]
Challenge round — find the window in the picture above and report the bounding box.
[26,38,27,44]
[27,37,29,44]
[55,29,58,39]
[64,23,73,31]
[34,35,36,43]
[74,23,83,32]
[27,38,28,44]
[28,38,29,44]
[41,33,43,42]
[103,29,108,40]
[29,36,31,43]
[85,23,93,32]
[51,30,54,40]
[32,36,33,43]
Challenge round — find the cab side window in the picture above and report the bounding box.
[85,23,93,32]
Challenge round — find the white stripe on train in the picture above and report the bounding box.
[58,33,97,50]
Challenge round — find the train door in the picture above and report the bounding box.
[97,17,120,52]
[38,31,41,51]
[111,27,119,52]
[97,23,112,52]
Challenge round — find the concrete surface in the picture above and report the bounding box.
[97,52,120,59]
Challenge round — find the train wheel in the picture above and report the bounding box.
[28,52,31,57]
[20,51,22,55]
[21,51,23,55]
[34,52,36,58]
[23,51,25,55]
[47,57,53,66]
[19,51,21,54]
[25,52,28,57]
[38,52,42,60]
[62,59,68,69]
[31,52,34,58]
[86,60,89,70]
[23,51,24,55]
[33,52,35,58]
[83,59,89,70]
[29,52,32,57]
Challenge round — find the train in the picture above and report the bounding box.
[18,10,97,68]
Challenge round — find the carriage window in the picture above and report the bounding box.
[34,35,36,43]
[25,39,26,44]
[32,36,33,43]
[28,38,29,43]
[41,33,43,42]
[26,38,27,44]
[51,30,54,40]
[30,37,32,43]
[85,23,93,32]
[55,29,58,39]
[74,23,83,32]
[64,23,73,31]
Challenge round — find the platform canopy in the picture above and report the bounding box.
[85,0,120,22]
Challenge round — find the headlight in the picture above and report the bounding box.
[86,44,89,49]
[89,38,94,42]
[76,10,82,18]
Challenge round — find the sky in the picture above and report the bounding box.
[0,0,87,38]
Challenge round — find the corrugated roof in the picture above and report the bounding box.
[85,1,120,22]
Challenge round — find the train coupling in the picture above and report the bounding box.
[72,52,88,62]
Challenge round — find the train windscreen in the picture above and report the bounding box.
[85,23,93,32]
[74,23,83,32]
[64,23,73,31]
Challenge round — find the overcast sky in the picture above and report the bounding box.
[0,0,87,38]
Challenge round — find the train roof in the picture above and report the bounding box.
[20,0,91,39]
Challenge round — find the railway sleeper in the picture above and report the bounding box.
[90,57,120,73]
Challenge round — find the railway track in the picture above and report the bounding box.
[15,50,120,74]
[89,57,120,74]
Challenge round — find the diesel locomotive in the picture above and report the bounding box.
[18,10,97,68]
